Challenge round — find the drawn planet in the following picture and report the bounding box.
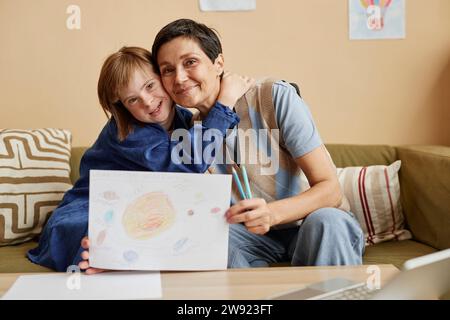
[210,207,221,214]
[123,250,139,263]
[97,229,107,246]
[104,209,114,224]
[122,192,175,240]
[195,193,203,200]
[173,237,188,252]
[102,190,119,201]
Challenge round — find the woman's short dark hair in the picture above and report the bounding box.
[151,18,222,73]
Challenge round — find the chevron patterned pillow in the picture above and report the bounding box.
[0,129,73,246]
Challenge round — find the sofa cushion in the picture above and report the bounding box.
[397,145,450,250]
[362,239,437,268]
[301,161,411,245]
[0,129,73,246]
[0,240,52,273]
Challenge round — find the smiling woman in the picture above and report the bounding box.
[151,19,366,269]
[157,37,224,115]
[152,20,225,117]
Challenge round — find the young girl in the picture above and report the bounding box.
[27,46,253,272]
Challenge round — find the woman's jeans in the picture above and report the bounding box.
[228,207,365,267]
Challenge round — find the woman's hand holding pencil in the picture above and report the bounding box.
[225,198,274,235]
[227,165,274,235]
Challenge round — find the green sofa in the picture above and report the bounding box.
[1,144,449,273]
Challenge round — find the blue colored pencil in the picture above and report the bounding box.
[241,165,252,199]
[231,167,246,200]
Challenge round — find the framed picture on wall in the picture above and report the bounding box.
[349,0,406,40]
[199,0,256,12]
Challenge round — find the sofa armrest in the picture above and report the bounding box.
[397,145,450,250]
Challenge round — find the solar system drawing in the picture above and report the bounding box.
[88,170,232,270]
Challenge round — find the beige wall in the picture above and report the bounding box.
[1,0,449,147]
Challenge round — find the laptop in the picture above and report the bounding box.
[267,248,450,300]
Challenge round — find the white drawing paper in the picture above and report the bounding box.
[1,272,161,300]
[88,170,232,271]
[199,0,256,12]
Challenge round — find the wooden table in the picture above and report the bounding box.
[0,264,399,299]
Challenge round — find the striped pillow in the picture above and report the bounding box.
[301,161,412,245]
[0,129,73,246]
